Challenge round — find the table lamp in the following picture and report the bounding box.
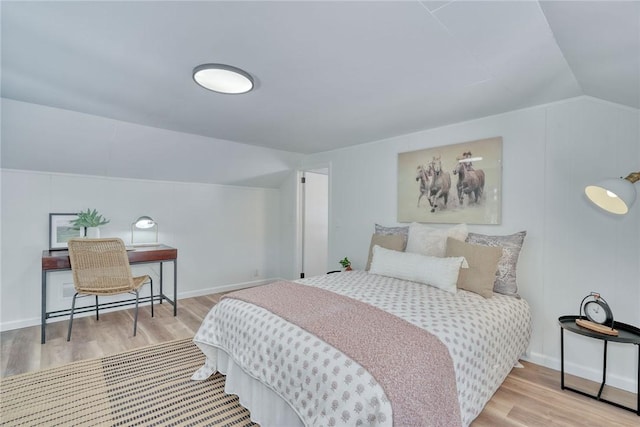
[131,216,158,245]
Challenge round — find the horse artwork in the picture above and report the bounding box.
[426,156,451,213]
[415,164,432,207]
[397,136,502,224]
[453,157,485,207]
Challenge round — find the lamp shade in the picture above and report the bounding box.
[134,216,156,229]
[585,176,638,215]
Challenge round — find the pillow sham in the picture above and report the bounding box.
[466,231,526,297]
[445,237,502,298]
[369,245,465,294]
[405,222,468,257]
[374,224,409,249]
[365,234,406,271]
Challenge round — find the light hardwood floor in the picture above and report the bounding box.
[1,294,637,426]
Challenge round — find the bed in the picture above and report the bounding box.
[192,270,531,426]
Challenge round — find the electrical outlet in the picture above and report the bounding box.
[62,282,75,298]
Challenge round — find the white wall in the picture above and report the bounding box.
[298,96,640,392]
[0,169,281,330]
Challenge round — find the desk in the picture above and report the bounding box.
[41,245,178,344]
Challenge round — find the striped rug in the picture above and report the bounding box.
[0,339,256,426]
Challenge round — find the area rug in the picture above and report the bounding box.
[0,339,255,426]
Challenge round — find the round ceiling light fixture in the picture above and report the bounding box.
[192,63,254,94]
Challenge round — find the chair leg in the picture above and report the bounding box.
[67,293,79,342]
[95,295,99,320]
[149,277,154,318]
[133,289,139,336]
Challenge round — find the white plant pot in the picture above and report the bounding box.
[85,227,100,238]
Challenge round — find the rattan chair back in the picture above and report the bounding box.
[67,238,135,295]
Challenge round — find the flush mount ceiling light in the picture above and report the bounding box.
[192,63,254,94]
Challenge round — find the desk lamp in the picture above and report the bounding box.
[131,216,158,245]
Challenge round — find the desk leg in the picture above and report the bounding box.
[560,327,565,389]
[159,261,164,305]
[596,341,608,399]
[41,270,47,344]
[173,259,177,316]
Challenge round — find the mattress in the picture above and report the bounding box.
[193,271,531,426]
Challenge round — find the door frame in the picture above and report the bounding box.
[296,162,331,279]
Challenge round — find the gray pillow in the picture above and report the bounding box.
[374,224,409,249]
[466,231,526,297]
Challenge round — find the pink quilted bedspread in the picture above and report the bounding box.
[224,280,462,427]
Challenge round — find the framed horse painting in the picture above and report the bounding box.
[397,137,502,224]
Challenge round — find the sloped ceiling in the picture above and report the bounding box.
[1,1,639,154]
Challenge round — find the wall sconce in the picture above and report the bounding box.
[131,216,158,245]
[585,172,640,215]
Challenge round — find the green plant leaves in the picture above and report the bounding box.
[71,208,110,229]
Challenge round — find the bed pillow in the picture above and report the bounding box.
[369,245,465,294]
[466,231,526,297]
[405,222,468,257]
[445,237,502,298]
[365,234,406,270]
[374,224,409,249]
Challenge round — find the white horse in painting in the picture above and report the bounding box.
[415,164,432,207]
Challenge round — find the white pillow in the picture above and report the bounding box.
[405,223,468,257]
[369,245,466,294]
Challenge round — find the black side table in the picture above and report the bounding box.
[559,315,640,415]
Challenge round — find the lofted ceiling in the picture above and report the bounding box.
[2,1,639,154]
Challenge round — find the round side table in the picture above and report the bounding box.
[559,315,640,415]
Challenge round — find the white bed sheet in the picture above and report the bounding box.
[193,271,531,426]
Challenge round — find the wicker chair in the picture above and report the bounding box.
[66,237,153,341]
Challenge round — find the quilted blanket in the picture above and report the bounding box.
[222,281,461,427]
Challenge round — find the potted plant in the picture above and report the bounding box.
[339,257,352,271]
[71,208,110,238]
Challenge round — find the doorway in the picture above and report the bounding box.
[299,168,329,278]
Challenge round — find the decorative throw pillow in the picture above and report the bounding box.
[405,222,468,258]
[374,224,409,249]
[445,237,502,298]
[365,234,406,270]
[369,245,465,294]
[466,231,526,297]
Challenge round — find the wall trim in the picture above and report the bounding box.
[524,351,636,394]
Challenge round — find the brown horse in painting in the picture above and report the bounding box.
[427,157,451,213]
[453,159,485,206]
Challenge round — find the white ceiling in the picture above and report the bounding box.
[2,1,639,154]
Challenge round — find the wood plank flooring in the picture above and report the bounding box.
[1,294,637,426]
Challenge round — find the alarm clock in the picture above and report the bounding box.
[576,292,618,336]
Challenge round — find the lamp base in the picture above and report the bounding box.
[576,319,619,336]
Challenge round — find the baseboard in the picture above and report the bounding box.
[177,278,278,299]
[0,278,280,332]
[524,351,636,394]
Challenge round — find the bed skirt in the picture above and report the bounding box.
[209,346,303,427]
